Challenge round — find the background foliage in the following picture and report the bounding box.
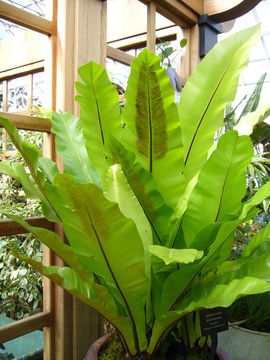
[0,130,43,320]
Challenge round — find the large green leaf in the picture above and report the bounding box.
[0,210,90,281]
[37,157,59,183]
[44,175,149,352]
[182,131,253,247]
[104,164,152,267]
[179,25,260,184]
[150,275,270,354]
[109,137,174,244]
[156,220,239,319]
[148,272,270,355]
[104,164,152,324]
[12,250,137,355]
[75,61,122,185]
[121,49,184,207]
[51,111,99,186]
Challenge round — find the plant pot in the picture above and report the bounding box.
[84,334,230,360]
[218,324,270,360]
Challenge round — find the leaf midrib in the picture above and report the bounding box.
[91,66,105,146]
[85,206,140,354]
[147,65,153,173]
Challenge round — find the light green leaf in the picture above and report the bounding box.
[242,223,270,258]
[12,250,137,355]
[0,115,59,222]
[235,101,270,135]
[180,25,260,184]
[104,164,152,265]
[148,276,270,354]
[0,161,38,199]
[109,137,174,244]
[180,38,187,48]
[45,175,149,351]
[149,245,203,265]
[51,112,99,185]
[104,164,152,324]
[239,72,267,118]
[0,210,90,281]
[182,131,253,247]
[37,157,59,184]
[241,182,270,219]
[157,220,239,319]
[121,48,184,207]
[75,61,122,185]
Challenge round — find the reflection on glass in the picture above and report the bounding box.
[7,76,29,112]
[256,0,270,33]
[0,19,26,40]
[1,0,48,19]
[0,314,43,359]
[33,72,45,108]
[107,58,130,90]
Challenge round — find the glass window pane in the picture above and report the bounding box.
[262,34,270,56]
[7,76,29,112]
[0,21,46,79]
[1,0,52,20]
[33,72,45,107]
[249,41,267,61]
[0,315,43,359]
[106,58,131,91]
[0,234,42,320]
[241,60,270,85]
[0,19,26,40]
[107,0,147,44]
[256,0,270,33]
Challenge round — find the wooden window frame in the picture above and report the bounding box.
[0,1,56,358]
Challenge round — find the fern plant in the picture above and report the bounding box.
[0,26,270,358]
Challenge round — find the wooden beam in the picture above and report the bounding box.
[101,1,107,68]
[106,45,134,65]
[0,217,55,236]
[42,3,57,358]
[0,112,51,132]
[0,311,53,343]
[204,0,261,22]
[108,25,177,51]
[117,32,177,53]
[0,60,44,81]
[177,25,200,85]
[147,2,156,52]
[0,61,44,81]
[0,1,56,36]
[181,0,203,14]
[141,0,198,26]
